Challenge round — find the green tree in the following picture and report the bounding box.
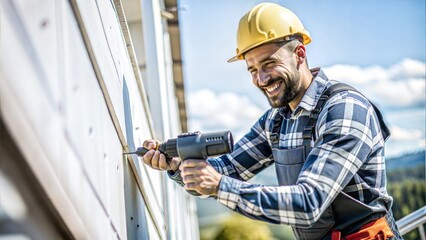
[214,214,274,240]
[388,176,425,240]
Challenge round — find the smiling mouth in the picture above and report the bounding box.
[263,81,282,95]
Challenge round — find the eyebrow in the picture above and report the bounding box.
[247,56,274,71]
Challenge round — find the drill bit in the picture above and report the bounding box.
[123,147,150,157]
[123,151,136,155]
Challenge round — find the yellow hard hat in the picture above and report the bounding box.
[228,3,311,62]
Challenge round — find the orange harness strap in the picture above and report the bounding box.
[331,217,394,240]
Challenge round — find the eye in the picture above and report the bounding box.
[249,69,258,77]
[263,61,275,69]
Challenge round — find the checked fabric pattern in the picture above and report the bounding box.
[207,69,393,227]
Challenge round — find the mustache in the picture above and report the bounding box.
[260,77,284,88]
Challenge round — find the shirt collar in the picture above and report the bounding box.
[279,68,331,119]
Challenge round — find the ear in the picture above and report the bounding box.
[294,44,306,64]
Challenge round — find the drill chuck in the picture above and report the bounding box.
[159,138,178,158]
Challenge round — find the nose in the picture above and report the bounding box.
[257,69,270,87]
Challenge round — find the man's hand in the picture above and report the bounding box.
[141,140,181,172]
[180,160,222,196]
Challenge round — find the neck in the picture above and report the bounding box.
[288,67,314,111]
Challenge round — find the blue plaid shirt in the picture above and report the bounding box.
[205,68,393,227]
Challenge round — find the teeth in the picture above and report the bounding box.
[265,82,280,92]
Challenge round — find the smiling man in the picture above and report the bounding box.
[142,2,403,239]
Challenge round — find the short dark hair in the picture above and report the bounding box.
[275,37,303,52]
[276,36,309,67]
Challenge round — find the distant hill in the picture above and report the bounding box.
[248,150,426,186]
[386,150,425,171]
[240,150,426,186]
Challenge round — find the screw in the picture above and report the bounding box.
[41,19,49,28]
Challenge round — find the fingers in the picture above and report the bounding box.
[168,157,182,172]
[157,153,169,170]
[143,139,160,150]
[141,140,168,171]
[179,160,208,181]
[152,151,168,171]
[179,160,221,196]
[151,150,162,169]
[140,140,181,172]
[181,173,200,192]
[141,148,169,171]
[179,159,207,171]
[142,149,156,166]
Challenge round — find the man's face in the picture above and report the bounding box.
[245,43,301,108]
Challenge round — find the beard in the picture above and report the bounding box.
[261,71,301,108]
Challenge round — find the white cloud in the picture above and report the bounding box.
[382,108,425,157]
[388,58,426,80]
[323,59,425,108]
[187,89,265,141]
[417,139,426,149]
[389,125,423,141]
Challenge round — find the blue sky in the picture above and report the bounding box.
[178,0,426,157]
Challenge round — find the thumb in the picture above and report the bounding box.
[143,139,161,150]
[168,157,182,172]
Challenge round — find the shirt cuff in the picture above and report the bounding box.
[167,169,184,187]
[217,175,242,210]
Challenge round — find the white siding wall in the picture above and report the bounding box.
[0,0,198,239]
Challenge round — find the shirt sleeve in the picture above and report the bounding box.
[216,92,379,227]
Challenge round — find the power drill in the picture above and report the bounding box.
[124,131,234,160]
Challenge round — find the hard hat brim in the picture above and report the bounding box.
[227,33,311,63]
[227,37,280,63]
[227,55,241,63]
